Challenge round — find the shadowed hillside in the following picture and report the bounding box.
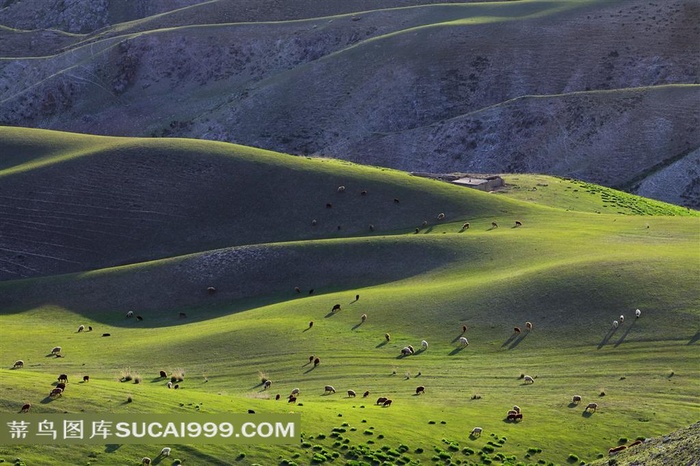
[0,0,697,206]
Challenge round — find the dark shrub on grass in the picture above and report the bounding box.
[567,453,579,462]
[482,445,495,453]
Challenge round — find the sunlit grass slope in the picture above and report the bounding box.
[0,128,698,465]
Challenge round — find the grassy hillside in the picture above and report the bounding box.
[0,129,698,465]
[0,0,698,207]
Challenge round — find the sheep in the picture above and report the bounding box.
[376,397,388,405]
[612,320,619,329]
[20,403,31,413]
[361,314,367,323]
[461,324,468,333]
[414,227,420,234]
[160,370,167,378]
[58,374,68,383]
[572,395,582,404]
[77,325,85,333]
[619,314,625,323]
[291,388,300,396]
[491,221,498,228]
[437,213,445,220]
[421,340,428,350]
[513,327,521,334]
[384,333,391,342]
[506,411,518,421]
[314,357,320,367]
[415,386,425,395]
[369,224,375,232]
[459,336,469,347]
[525,322,533,331]
[470,426,483,437]
[160,447,171,457]
[363,390,370,398]
[347,390,356,397]
[337,185,346,193]
[136,315,143,321]
[167,382,172,389]
[88,326,93,331]
[355,294,360,301]
[56,382,66,391]
[263,380,272,390]
[462,222,470,230]
[49,387,63,398]
[324,385,336,394]
[294,287,301,293]
[332,304,341,312]
[126,311,134,318]
[514,413,523,421]
[207,286,216,295]
[51,346,62,355]
[401,347,413,356]
[308,321,314,328]
[179,312,187,319]
[515,221,523,227]
[393,198,400,204]
[512,405,521,413]
[275,394,281,400]
[288,395,297,404]
[523,375,534,384]
[82,375,89,382]
[142,458,151,465]
[361,190,368,196]
[13,360,23,369]
[635,308,641,318]
[585,402,598,412]
[382,399,393,407]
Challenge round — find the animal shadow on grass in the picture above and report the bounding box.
[448,346,467,356]
[149,377,163,383]
[597,327,618,349]
[582,411,594,418]
[501,334,518,348]
[452,333,467,343]
[375,341,389,348]
[39,396,56,405]
[351,322,363,331]
[508,333,527,349]
[568,402,578,408]
[614,320,637,347]
[324,311,337,318]
[303,365,317,374]
[104,444,121,453]
[688,331,700,345]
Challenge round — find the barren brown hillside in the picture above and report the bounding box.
[0,0,698,206]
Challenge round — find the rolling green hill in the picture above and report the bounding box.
[0,128,698,465]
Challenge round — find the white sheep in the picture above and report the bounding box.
[126,311,134,318]
[160,447,171,457]
[142,457,151,465]
[401,347,413,356]
[470,426,483,437]
[572,395,582,404]
[77,325,84,333]
[421,340,428,350]
[291,388,300,395]
[585,402,598,412]
[619,315,625,323]
[459,336,469,347]
[13,360,24,369]
[324,385,336,394]
[437,213,446,220]
[523,375,534,384]
[513,405,521,413]
[51,346,61,354]
[635,308,641,318]
[361,314,367,323]
[525,321,533,331]
[612,320,619,328]
[337,185,346,193]
[167,382,172,389]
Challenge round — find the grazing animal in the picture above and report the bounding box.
[51,346,62,354]
[88,326,92,331]
[361,190,368,196]
[506,411,518,421]
[470,426,482,437]
[326,203,333,208]
[173,384,179,389]
[612,320,619,329]
[401,347,413,356]
[337,225,342,231]
[77,325,85,332]
[13,360,23,369]
[414,227,420,234]
[248,409,255,414]
[585,402,598,412]
[308,321,314,329]
[332,304,341,312]
[635,308,641,318]
[462,222,470,230]
[361,314,367,323]
[572,395,582,404]
[416,386,425,395]
[102,333,111,337]
[437,213,445,220]
[376,397,388,405]
[160,370,167,378]
[82,375,89,382]
[291,388,300,396]
[525,322,533,331]
[167,382,172,389]
[369,224,374,231]
[363,391,370,398]
[309,289,314,295]
[523,375,534,384]
[275,394,280,400]
[20,403,31,413]
[58,374,68,383]
[382,399,393,407]
[492,221,498,228]
[324,385,336,394]
[126,311,134,318]
[263,380,272,390]
[294,286,301,293]
[288,395,297,403]
[49,388,63,398]
[160,447,171,457]
[347,390,356,397]
[142,458,151,465]
[459,336,469,346]
[136,315,143,321]
[393,198,400,204]
[462,324,468,333]
[515,221,522,227]
[619,314,625,323]
[207,286,216,294]
[355,294,360,301]
[513,327,521,334]
[179,312,187,319]
[513,405,521,413]
[337,186,346,193]
[314,357,320,367]
[309,355,314,363]
[385,333,391,341]
[514,413,523,421]
[56,383,66,391]
[421,340,428,349]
